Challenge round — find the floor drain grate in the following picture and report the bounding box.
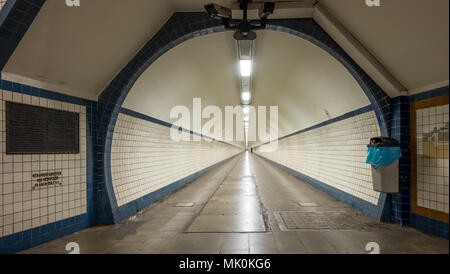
[276,211,365,230]
[174,203,195,207]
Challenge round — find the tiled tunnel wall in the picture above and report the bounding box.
[254,88,449,239]
[0,90,88,236]
[110,109,242,209]
[387,96,411,226]
[93,12,394,225]
[0,74,242,253]
[414,103,449,213]
[406,87,449,239]
[254,107,386,220]
[0,74,96,253]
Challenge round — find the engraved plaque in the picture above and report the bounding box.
[6,102,79,154]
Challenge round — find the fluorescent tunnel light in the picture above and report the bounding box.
[240,60,252,77]
[242,92,251,102]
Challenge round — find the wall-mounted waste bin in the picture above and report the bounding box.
[366,137,402,193]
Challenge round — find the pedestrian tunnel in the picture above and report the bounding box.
[0,0,448,254]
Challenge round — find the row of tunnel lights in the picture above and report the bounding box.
[240,60,252,146]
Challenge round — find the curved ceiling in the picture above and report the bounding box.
[123,31,243,146]
[2,0,448,100]
[252,30,369,136]
[124,30,369,144]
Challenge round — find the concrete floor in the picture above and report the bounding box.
[21,152,449,254]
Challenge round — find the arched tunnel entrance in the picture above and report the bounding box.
[95,14,392,226]
[104,28,387,235]
[0,0,448,256]
[78,14,439,254]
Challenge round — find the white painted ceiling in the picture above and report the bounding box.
[3,0,174,100]
[2,0,449,104]
[124,30,369,144]
[319,0,449,94]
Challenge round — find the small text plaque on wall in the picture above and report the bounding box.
[32,171,63,190]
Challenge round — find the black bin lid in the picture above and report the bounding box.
[368,137,400,148]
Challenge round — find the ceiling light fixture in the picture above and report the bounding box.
[242,91,251,102]
[240,60,252,77]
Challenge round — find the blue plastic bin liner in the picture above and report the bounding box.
[366,147,402,167]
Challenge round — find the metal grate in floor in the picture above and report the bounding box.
[277,211,366,230]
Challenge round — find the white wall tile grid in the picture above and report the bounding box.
[416,104,449,213]
[255,111,381,205]
[0,90,87,237]
[111,113,243,207]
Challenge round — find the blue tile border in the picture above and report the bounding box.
[121,108,173,128]
[387,96,411,226]
[254,105,373,149]
[0,72,97,253]
[120,107,241,148]
[0,74,95,107]
[0,214,90,254]
[409,86,449,103]
[410,214,449,240]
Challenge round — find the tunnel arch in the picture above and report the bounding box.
[96,12,392,224]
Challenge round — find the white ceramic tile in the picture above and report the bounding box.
[255,111,381,205]
[415,104,449,213]
[0,92,88,235]
[110,113,243,207]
